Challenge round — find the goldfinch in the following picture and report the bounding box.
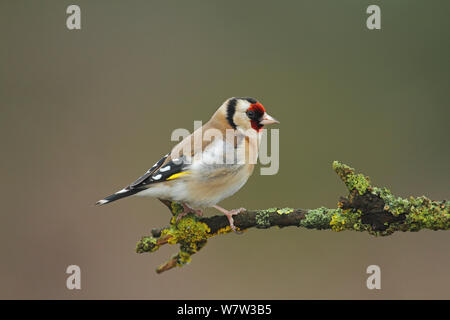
[96,97,279,231]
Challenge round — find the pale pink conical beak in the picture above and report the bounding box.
[260,113,280,125]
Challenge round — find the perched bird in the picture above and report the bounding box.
[96,97,279,231]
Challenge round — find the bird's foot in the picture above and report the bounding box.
[176,203,203,222]
[213,205,246,234]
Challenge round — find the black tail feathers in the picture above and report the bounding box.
[95,187,145,206]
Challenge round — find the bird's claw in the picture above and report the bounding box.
[176,203,203,222]
[229,208,246,215]
[225,208,246,234]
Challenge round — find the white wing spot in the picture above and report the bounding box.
[159,165,171,172]
[116,188,128,194]
[97,199,109,205]
[153,174,162,180]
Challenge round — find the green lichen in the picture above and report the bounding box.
[136,236,159,253]
[405,199,449,231]
[154,209,213,268]
[330,209,366,232]
[333,161,370,195]
[255,211,271,229]
[299,207,336,230]
[332,161,450,235]
[177,251,192,265]
[369,185,450,232]
[261,208,278,213]
[161,213,211,253]
[370,186,407,216]
[348,174,370,195]
[170,202,185,216]
[211,225,235,235]
[277,208,294,215]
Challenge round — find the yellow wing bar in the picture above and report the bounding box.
[166,172,191,180]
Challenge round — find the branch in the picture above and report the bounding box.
[136,161,449,274]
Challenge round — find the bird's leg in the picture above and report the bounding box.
[176,203,203,222]
[213,205,246,233]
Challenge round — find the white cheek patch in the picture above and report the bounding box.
[233,113,251,130]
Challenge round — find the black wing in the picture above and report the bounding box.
[96,154,188,205]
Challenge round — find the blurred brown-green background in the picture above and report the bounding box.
[0,0,449,299]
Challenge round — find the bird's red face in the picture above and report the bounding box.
[225,97,279,132]
[246,102,279,132]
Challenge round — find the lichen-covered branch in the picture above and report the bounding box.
[136,161,449,274]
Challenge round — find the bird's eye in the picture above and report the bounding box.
[246,110,255,118]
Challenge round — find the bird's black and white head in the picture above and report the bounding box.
[217,97,279,133]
